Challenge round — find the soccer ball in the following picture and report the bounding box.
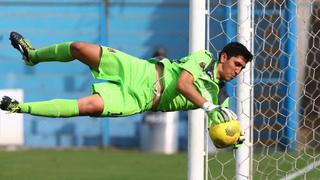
[209,120,241,148]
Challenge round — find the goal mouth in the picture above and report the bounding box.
[204,0,320,179]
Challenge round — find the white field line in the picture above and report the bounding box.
[280,159,320,180]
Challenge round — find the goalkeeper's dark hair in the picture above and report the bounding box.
[219,42,253,62]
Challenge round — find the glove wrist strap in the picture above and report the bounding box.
[202,102,219,111]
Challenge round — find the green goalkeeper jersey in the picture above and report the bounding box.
[151,50,222,111]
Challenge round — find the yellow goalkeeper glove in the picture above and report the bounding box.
[233,130,245,149]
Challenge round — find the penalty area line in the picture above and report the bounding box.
[280,159,320,180]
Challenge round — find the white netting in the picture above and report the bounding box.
[207,0,320,179]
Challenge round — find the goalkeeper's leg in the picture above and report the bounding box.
[10,32,101,71]
[0,94,104,117]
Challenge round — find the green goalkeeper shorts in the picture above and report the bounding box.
[90,47,156,117]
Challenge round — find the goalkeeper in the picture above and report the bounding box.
[1,31,252,129]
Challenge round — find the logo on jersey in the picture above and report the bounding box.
[199,62,206,69]
[107,48,116,53]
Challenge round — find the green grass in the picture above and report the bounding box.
[2,149,319,180]
[0,149,187,180]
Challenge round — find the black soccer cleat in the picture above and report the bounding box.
[0,96,20,113]
[9,31,36,66]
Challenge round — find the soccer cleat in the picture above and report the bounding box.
[9,31,36,66]
[0,96,20,113]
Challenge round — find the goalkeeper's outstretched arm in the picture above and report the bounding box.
[176,70,207,108]
[176,69,237,125]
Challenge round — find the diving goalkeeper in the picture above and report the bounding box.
[1,32,252,140]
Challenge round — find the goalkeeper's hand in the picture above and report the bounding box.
[233,130,245,149]
[202,102,238,125]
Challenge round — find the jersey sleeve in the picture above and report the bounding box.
[178,50,213,79]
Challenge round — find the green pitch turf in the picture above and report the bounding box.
[0,149,187,180]
[2,148,318,179]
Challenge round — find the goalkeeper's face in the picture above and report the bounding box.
[218,53,247,81]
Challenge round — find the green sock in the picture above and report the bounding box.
[28,42,74,63]
[18,99,79,117]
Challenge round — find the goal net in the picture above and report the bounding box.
[206,0,320,179]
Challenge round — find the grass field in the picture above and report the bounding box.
[0,148,187,180]
[2,148,319,180]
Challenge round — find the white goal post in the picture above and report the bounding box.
[188,0,206,179]
[235,0,254,179]
[188,0,253,179]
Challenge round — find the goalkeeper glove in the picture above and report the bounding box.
[233,130,245,149]
[202,102,238,126]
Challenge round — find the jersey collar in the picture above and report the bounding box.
[205,61,225,88]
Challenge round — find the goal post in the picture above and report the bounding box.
[236,0,254,179]
[189,0,254,179]
[188,0,206,179]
